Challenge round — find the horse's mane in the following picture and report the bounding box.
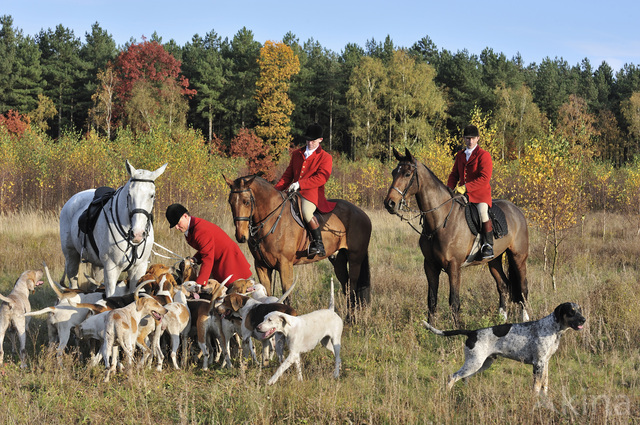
[397,152,451,195]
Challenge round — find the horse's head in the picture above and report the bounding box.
[224,174,257,244]
[384,148,419,215]
[125,160,168,243]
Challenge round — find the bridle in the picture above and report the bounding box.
[390,160,464,238]
[103,177,156,272]
[230,185,294,268]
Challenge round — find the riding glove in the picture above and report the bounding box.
[454,185,466,195]
[287,181,300,193]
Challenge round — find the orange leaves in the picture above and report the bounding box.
[0,110,31,137]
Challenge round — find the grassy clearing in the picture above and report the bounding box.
[0,208,638,424]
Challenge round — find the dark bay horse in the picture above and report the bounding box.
[225,174,371,308]
[383,148,529,326]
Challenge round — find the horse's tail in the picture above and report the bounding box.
[356,253,371,305]
[506,250,526,303]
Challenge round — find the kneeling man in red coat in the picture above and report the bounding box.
[166,203,252,290]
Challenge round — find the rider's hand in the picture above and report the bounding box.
[287,181,300,193]
[454,185,466,195]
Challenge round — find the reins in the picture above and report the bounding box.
[392,160,465,238]
[230,185,295,269]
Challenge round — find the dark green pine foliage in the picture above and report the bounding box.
[220,27,261,141]
[37,24,89,137]
[182,31,228,142]
[0,15,43,113]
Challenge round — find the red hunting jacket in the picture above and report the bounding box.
[447,146,493,207]
[274,146,337,213]
[186,216,252,286]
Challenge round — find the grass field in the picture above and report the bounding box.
[0,208,638,424]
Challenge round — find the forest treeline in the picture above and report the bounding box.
[2,14,640,255]
[3,15,640,165]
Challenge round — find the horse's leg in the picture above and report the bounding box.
[64,252,81,289]
[102,262,120,298]
[445,265,462,328]
[488,253,510,321]
[277,262,295,300]
[127,262,147,293]
[425,262,441,325]
[329,249,350,300]
[255,265,273,297]
[506,249,530,321]
[347,252,371,307]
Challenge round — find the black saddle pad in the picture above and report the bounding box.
[464,201,508,238]
[78,186,115,234]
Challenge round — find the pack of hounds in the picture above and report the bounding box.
[1,263,584,393]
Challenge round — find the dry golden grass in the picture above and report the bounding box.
[0,208,638,424]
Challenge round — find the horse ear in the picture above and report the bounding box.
[244,175,257,186]
[223,174,235,188]
[125,160,137,177]
[150,163,168,180]
[392,147,402,161]
[404,148,413,161]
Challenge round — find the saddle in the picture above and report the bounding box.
[78,187,116,235]
[462,200,508,239]
[289,193,327,254]
[78,186,115,257]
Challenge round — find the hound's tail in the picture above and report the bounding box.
[25,306,56,316]
[43,262,66,300]
[277,279,297,304]
[421,320,474,337]
[0,294,14,306]
[329,277,335,311]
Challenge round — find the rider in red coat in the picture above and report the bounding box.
[274,123,336,257]
[166,203,252,288]
[447,124,494,259]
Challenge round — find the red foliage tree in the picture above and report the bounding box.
[229,128,275,181]
[0,110,31,137]
[112,39,196,124]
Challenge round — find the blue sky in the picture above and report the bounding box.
[5,0,640,72]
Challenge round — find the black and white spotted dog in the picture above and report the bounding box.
[422,302,586,394]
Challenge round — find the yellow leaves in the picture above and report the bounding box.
[255,41,300,160]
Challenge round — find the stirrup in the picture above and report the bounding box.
[308,241,325,258]
[481,243,494,259]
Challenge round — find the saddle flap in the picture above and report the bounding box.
[463,202,508,238]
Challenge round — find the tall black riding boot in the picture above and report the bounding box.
[307,218,326,258]
[481,220,494,259]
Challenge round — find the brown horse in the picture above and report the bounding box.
[225,174,371,308]
[383,148,529,326]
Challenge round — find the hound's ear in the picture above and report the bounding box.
[279,313,291,328]
[230,294,246,311]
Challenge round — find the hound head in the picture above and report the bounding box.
[256,310,290,339]
[20,270,44,294]
[553,302,586,331]
[215,293,247,318]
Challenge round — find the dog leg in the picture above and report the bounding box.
[447,356,486,390]
[532,363,545,394]
[267,352,299,385]
[332,342,342,379]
